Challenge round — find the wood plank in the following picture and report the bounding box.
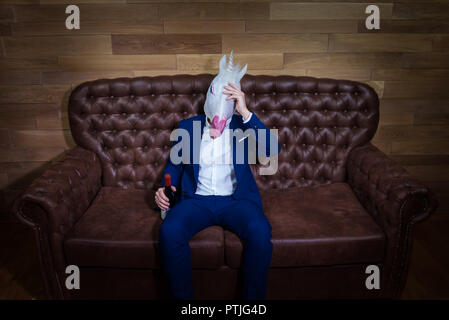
[42,71,134,85]
[389,155,449,166]
[164,20,245,34]
[0,147,67,162]
[380,99,449,114]
[391,139,449,155]
[329,34,433,53]
[285,53,402,69]
[11,21,163,36]
[0,161,52,189]
[10,129,73,148]
[433,35,449,52]
[133,69,307,77]
[240,2,271,20]
[358,20,449,34]
[247,69,307,76]
[371,140,391,154]
[133,69,219,77]
[40,0,126,3]
[159,2,269,20]
[0,173,7,189]
[415,113,449,126]
[0,23,11,36]
[378,112,414,126]
[58,54,176,71]
[0,57,61,71]
[130,0,238,2]
[0,106,37,129]
[404,165,449,182]
[0,1,37,4]
[383,81,449,98]
[372,69,449,81]
[246,19,357,33]
[393,3,449,20]
[0,103,59,132]
[401,53,449,69]
[364,80,384,98]
[111,34,221,55]
[271,2,393,20]
[36,110,70,130]
[375,125,449,141]
[0,5,14,22]
[306,69,371,81]
[4,35,112,58]
[0,71,40,85]
[0,85,69,103]
[13,4,158,22]
[223,34,328,53]
[0,129,10,147]
[176,53,283,71]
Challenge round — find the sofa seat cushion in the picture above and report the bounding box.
[64,187,224,269]
[225,183,385,268]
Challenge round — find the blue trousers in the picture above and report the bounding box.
[158,194,273,300]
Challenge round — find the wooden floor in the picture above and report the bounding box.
[0,209,448,300]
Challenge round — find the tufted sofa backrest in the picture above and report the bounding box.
[68,74,379,191]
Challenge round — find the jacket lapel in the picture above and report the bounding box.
[193,114,206,183]
[230,115,242,183]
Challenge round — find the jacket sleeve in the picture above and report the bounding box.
[241,112,281,158]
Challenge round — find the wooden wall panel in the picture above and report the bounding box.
[111,34,222,54]
[0,1,448,221]
[271,2,393,20]
[223,34,328,53]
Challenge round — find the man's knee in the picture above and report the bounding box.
[159,217,186,248]
[245,217,272,245]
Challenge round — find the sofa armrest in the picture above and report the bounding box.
[346,143,438,297]
[12,146,102,299]
[13,146,102,235]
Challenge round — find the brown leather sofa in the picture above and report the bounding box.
[13,74,438,299]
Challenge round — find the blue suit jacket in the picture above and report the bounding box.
[160,113,281,209]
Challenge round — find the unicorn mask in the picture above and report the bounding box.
[204,50,247,138]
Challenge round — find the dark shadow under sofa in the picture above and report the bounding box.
[13,74,438,299]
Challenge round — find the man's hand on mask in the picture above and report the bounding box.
[224,82,251,121]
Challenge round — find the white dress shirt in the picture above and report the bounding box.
[195,113,253,196]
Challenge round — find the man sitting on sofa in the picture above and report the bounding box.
[155,53,280,300]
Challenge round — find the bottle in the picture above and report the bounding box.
[161,174,176,220]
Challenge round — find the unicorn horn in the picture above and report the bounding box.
[227,50,234,72]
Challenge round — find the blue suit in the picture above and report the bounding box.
[158,113,280,300]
